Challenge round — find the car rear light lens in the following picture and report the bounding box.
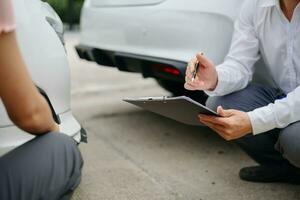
[163,67,181,76]
[152,64,181,76]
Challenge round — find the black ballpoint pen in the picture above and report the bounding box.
[191,62,199,82]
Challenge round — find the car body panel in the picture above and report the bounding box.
[90,0,166,7]
[0,111,81,156]
[78,0,276,92]
[80,0,243,64]
[14,0,70,114]
[0,0,82,156]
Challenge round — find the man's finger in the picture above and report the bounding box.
[201,121,230,139]
[186,64,193,75]
[185,82,202,90]
[187,80,199,87]
[196,52,211,68]
[199,115,228,127]
[187,57,197,73]
[200,119,225,131]
[186,72,194,80]
[184,83,197,90]
[217,106,235,117]
[186,81,206,90]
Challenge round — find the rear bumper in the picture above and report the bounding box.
[76,45,187,83]
[79,1,237,65]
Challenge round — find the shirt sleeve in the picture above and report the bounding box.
[0,0,16,34]
[205,0,260,96]
[248,86,300,135]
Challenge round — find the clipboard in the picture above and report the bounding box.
[123,96,219,126]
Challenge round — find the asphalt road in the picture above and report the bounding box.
[66,32,300,200]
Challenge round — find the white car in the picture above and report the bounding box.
[0,0,86,156]
[76,0,274,101]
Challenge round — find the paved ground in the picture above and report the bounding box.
[66,32,300,200]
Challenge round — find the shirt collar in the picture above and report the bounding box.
[259,0,277,7]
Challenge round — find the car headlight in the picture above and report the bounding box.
[42,2,65,46]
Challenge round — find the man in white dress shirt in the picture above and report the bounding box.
[185,0,300,183]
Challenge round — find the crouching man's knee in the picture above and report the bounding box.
[206,96,234,111]
[277,123,300,168]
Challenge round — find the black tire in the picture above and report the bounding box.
[156,79,208,105]
[157,79,185,96]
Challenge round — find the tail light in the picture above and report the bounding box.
[151,63,181,76]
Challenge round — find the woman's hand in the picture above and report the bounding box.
[52,123,60,133]
[184,52,218,91]
[199,106,252,141]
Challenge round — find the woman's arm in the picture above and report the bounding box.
[0,31,59,135]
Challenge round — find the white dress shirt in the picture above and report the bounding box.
[206,0,300,135]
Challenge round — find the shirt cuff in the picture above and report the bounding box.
[247,104,277,135]
[204,67,228,96]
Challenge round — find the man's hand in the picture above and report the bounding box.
[184,52,218,91]
[199,106,252,141]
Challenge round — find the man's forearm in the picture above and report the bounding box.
[205,61,252,97]
[248,86,300,135]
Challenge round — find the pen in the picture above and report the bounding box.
[191,62,199,82]
[191,52,203,82]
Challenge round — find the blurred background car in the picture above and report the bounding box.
[0,0,86,156]
[76,0,275,104]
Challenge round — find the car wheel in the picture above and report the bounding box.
[157,79,185,96]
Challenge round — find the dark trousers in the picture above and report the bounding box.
[206,84,300,168]
[0,133,83,200]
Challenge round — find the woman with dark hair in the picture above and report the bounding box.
[0,0,83,199]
